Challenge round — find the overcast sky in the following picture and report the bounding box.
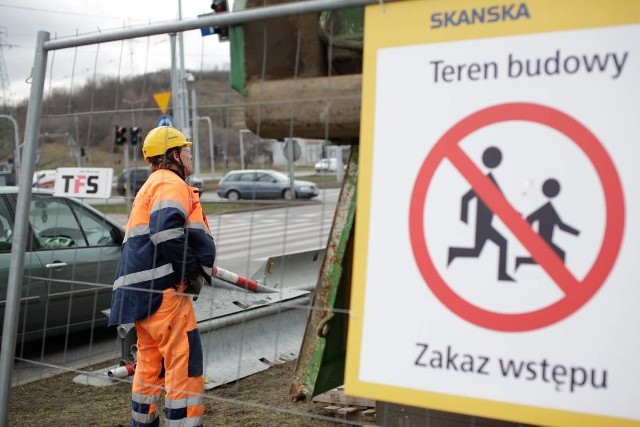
[0,0,233,103]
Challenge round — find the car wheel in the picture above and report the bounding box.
[227,190,240,201]
[283,189,294,200]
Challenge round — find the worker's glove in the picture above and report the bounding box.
[186,275,209,301]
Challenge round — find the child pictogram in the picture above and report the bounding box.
[515,178,580,270]
[410,102,625,331]
[447,147,514,281]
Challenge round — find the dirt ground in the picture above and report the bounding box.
[8,358,369,426]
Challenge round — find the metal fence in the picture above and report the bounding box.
[0,0,379,425]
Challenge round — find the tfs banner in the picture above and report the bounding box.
[53,167,113,199]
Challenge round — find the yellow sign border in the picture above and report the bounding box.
[346,0,640,425]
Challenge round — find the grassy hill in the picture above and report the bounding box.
[0,70,250,175]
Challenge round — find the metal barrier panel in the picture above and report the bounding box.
[2,2,380,425]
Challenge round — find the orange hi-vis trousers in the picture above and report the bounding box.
[131,286,204,427]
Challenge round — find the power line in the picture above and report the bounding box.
[0,3,134,20]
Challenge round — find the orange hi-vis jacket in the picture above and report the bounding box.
[108,169,215,326]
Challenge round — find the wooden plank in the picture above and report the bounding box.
[312,384,375,408]
[336,406,362,416]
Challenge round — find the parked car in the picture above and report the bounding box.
[314,158,338,173]
[216,169,318,200]
[0,187,125,342]
[115,167,150,197]
[116,167,205,197]
[188,175,205,193]
[32,169,57,188]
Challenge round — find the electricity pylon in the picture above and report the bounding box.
[0,27,13,108]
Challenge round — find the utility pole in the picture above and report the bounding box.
[239,129,251,170]
[67,134,81,167]
[170,34,183,131]
[197,116,215,178]
[177,0,190,139]
[0,114,20,185]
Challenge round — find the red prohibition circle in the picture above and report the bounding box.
[409,103,625,332]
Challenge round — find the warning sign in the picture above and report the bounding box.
[345,1,640,426]
[153,91,171,115]
[409,102,625,332]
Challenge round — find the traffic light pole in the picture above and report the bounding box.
[124,140,131,212]
[191,89,201,177]
[114,125,131,212]
[123,98,144,165]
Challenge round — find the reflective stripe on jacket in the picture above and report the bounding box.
[109,169,215,326]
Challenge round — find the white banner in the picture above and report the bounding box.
[53,167,113,199]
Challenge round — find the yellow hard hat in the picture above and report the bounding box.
[141,126,192,161]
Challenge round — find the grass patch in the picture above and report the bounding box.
[8,360,339,426]
[296,173,343,188]
[93,202,263,216]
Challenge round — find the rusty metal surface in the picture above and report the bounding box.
[232,0,364,139]
[231,0,326,98]
[245,74,362,140]
[319,7,364,75]
[241,0,327,82]
[290,147,358,402]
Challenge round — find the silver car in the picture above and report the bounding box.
[0,187,124,342]
[216,169,318,200]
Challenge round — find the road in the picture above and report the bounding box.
[209,189,339,276]
[11,188,340,386]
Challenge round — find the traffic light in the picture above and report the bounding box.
[211,0,227,13]
[130,126,142,145]
[210,0,229,41]
[115,126,127,146]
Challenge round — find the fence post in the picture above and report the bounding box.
[0,30,49,427]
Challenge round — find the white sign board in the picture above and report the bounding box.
[53,167,113,199]
[346,1,640,426]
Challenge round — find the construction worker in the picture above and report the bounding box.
[108,126,215,427]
